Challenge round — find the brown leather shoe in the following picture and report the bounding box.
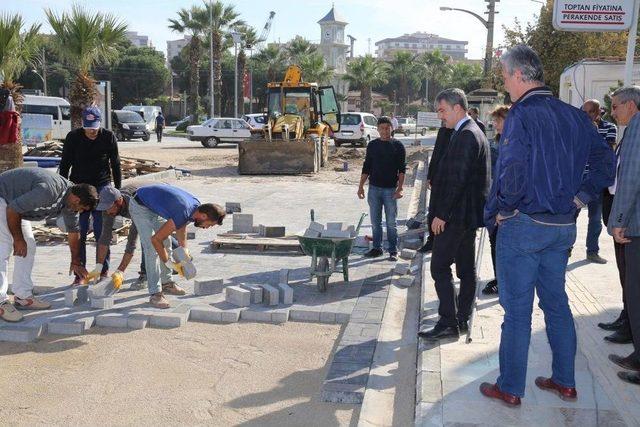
[609,354,640,372]
[149,293,170,309]
[162,281,186,296]
[479,382,521,406]
[535,377,577,401]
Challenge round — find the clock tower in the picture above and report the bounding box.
[318,5,349,109]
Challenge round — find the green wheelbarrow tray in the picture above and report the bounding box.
[296,212,367,292]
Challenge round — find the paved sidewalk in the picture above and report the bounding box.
[416,212,633,426]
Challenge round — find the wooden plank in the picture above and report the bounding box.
[212,236,301,247]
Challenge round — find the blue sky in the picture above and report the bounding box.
[15,0,543,60]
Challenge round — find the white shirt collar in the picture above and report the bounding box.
[455,115,470,131]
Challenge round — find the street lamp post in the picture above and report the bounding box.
[230,31,242,118]
[208,0,215,119]
[440,1,498,79]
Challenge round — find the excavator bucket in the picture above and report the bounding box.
[238,137,321,175]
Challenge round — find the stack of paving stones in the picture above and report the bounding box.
[302,221,355,239]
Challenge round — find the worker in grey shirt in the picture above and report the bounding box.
[0,168,98,322]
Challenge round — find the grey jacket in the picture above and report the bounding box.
[98,182,143,254]
[608,113,640,237]
[0,168,79,231]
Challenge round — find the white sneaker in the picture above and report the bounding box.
[0,301,23,322]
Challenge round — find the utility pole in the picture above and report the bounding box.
[41,48,48,96]
[209,0,215,119]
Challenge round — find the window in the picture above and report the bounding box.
[233,119,249,129]
[115,111,145,123]
[340,114,361,125]
[214,119,233,129]
[365,116,377,126]
[21,104,59,119]
[60,105,71,120]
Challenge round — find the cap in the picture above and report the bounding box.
[82,106,102,129]
[96,186,121,211]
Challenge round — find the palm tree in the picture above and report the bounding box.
[168,6,208,123]
[286,36,317,65]
[343,55,389,112]
[0,13,40,171]
[416,50,451,106]
[388,51,421,115]
[236,26,259,115]
[254,44,286,83]
[299,53,334,85]
[46,5,127,129]
[204,1,245,116]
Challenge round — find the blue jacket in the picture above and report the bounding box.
[484,87,615,226]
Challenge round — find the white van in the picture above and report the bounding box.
[122,105,161,131]
[22,95,71,140]
[335,112,380,147]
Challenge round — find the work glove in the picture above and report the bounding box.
[86,264,103,282]
[111,270,124,290]
[183,247,193,261]
[165,260,185,278]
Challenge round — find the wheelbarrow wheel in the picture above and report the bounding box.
[317,257,329,292]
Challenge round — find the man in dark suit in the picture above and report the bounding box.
[418,124,453,253]
[418,88,491,340]
[469,107,487,134]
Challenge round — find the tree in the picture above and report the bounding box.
[168,6,208,123]
[416,50,451,105]
[299,52,334,85]
[236,26,259,115]
[253,44,286,83]
[203,1,245,116]
[0,13,40,171]
[446,63,483,93]
[502,1,629,94]
[388,51,421,115]
[110,46,170,108]
[343,55,389,112]
[286,36,317,65]
[46,4,127,128]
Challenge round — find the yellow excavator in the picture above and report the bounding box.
[238,65,341,174]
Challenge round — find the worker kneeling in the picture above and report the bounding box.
[127,184,224,308]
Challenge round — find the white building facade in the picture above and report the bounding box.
[125,31,152,48]
[318,6,349,111]
[375,32,468,60]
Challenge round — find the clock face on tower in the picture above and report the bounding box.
[324,30,332,41]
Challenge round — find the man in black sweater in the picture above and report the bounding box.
[358,116,406,261]
[60,106,122,284]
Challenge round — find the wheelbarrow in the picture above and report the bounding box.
[297,211,367,292]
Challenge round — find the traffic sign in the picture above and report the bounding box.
[553,0,635,31]
[417,112,441,128]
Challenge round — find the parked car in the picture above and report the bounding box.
[187,117,252,148]
[334,112,380,147]
[22,95,71,140]
[122,105,162,131]
[112,110,151,141]
[395,117,427,136]
[241,113,267,130]
[174,115,207,131]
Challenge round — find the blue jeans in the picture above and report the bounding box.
[496,213,577,397]
[139,236,179,276]
[77,184,110,279]
[129,199,172,295]
[367,185,398,253]
[586,196,603,254]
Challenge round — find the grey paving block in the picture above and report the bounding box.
[90,296,114,310]
[335,312,351,323]
[289,308,321,322]
[275,283,293,305]
[346,225,356,237]
[400,248,417,259]
[95,313,129,328]
[403,238,422,250]
[271,309,289,323]
[0,325,43,343]
[333,344,377,364]
[221,310,242,323]
[232,213,253,233]
[240,284,263,304]
[279,269,289,285]
[194,278,224,296]
[326,222,343,230]
[394,261,411,275]
[240,308,273,323]
[260,225,285,238]
[189,306,222,323]
[48,316,95,335]
[320,311,337,323]
[396,276,415,287]
[65,287,88,306]
[147,306,189,328]
[127,314,148,329]
[303,229,321,238]
[308,221,324,232]
[260,284,279,306]
[321,229,351,238]
[321,382,365,404]
[225,202,241,213]
[225,286,251,307]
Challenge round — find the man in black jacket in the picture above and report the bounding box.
[60,106,122,284]
[419,88,490,340]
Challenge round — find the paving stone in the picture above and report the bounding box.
[64,287,88,306]
[147,305,189,328]
[239,284,263,304]
[90,296,114,310]
[189,306,222,323]
[127,314,148,329]
[225,286,251,307]
[260,284,279,306]
[326,222,343,230]
[396,276,415,287]
[333,343,377,364]
[221,310,242,323]
[194,278,224,296]
[303,229,321,238]
[394,261,411,275]
[403,238,422,250]
[321,229,351,238]
[95,313,129,328]
[279,269,289,285]
[0,325,43,343]
[354,236,370,248]
[259,225,285,238]
[335,312,351,323]
[271,309,289,323]
[346,225,356,237]
[275,283,293,304]
[48,316,95,335]
[232,213,253,233]
[400,248,417,259]
[289,308,321,322]
[320,311,337,323]
[225,202,241,213]
[308,221,325,232]
[321,382,365,404]
[241,308,288,323]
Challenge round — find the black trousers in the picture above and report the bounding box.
[431,225,477,327]
[603,191,628,322]
[625,238,640,360]
[489,226,498,277]
[156,126,163,142]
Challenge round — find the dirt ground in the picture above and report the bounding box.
[119,141,430,185]
[0,322,358,426]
